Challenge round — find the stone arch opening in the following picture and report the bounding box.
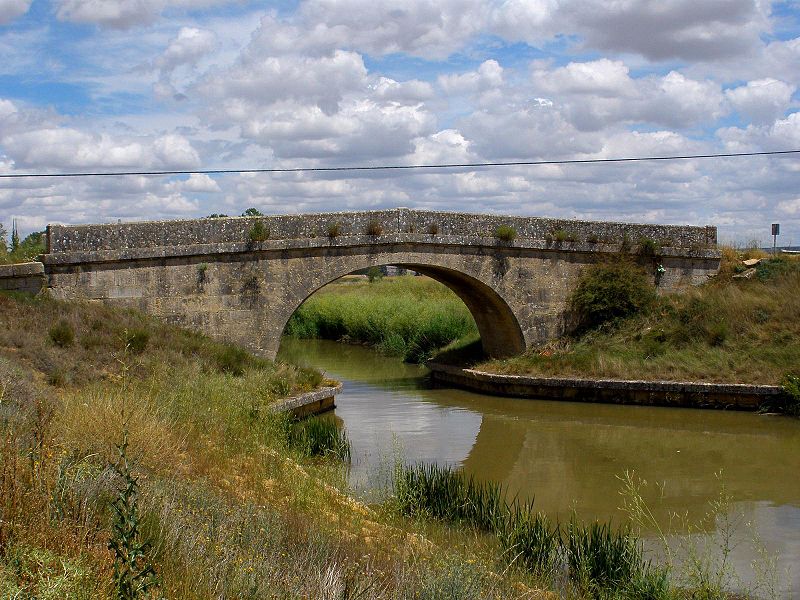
[277,261,525,360]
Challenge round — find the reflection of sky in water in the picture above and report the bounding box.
[278,338,800,594]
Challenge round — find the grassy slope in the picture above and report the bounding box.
[0,292,540,599]
[285,275,478,362]
[477,254,800,385]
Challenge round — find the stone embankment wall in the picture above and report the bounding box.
[428,363,782,411]
[0,262,46,294]
[42,208,720,360]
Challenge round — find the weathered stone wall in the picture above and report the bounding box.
[0,262,46,294]
[47,208,716,253]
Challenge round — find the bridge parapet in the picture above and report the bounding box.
[47,208,717,257]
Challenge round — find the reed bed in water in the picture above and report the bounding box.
[285,276,477,362]
[393,462,672,598]
[288,416,351,462]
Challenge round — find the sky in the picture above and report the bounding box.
[0,0,798,244]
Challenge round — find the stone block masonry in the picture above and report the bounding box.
[40,208,720,360]
[0,262,46,294]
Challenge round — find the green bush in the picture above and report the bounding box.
[494,225,517,242]
[365,220,383,236]
[366,266,384,283]
[638,237,660,257]
[49,320,75,348]
[326,222,341,239]
[778,374,800,416]
[122,329,150,354]
[570,261,656,332]
[248,220,269,243]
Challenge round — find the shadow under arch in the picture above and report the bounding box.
[277,261,526,359]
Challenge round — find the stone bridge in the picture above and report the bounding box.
[39,208,719,359]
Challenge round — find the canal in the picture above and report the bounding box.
[278,337,800,594]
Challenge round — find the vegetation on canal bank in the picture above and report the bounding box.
[285,275,478,363]
[0,290,547,599]
[393,463,780,599]
[477,252,800,386]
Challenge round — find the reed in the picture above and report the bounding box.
[393,463,504,531]
[564,519,670,598]
[499,506,560,580]
[285,276,477,362]
[393,463,671,597]
[288,416,351,462]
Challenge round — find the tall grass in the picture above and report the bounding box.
[285,276,478,362]
[394,462,506,532]
[288,416,351,462]
[0,292,541,599]
[393,462,673,598]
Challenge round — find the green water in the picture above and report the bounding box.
[278,337,800,594]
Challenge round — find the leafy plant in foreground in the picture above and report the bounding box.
[108,427,158,599]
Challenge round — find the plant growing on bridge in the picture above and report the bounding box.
[427,223,439,235]
[638,237,661,257]
[248,220,269,243]
[365,219,383,236]
[326,221,342,239]
[494,225,517,242]
[569,260,656,332]
[552,228,577,243]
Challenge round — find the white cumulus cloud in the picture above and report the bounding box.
[0,0,31,24]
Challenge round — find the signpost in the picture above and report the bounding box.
[772,223,780,255]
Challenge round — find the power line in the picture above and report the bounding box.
[0,149,797,179]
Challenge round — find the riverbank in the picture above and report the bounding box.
[428,361,783,410]
[474,253,800,387]
[0,292,542,598]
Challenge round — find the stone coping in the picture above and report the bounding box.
[428,362,782,410]
[269,383,343,416]
[0,262,45,277]
[47,208,716,254]
[41,233,720,266]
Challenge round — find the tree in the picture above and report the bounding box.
[241,207,264,217]
[0,222,7,256]
[10,219,19,253]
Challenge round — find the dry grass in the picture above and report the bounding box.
[0,291,545,599]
